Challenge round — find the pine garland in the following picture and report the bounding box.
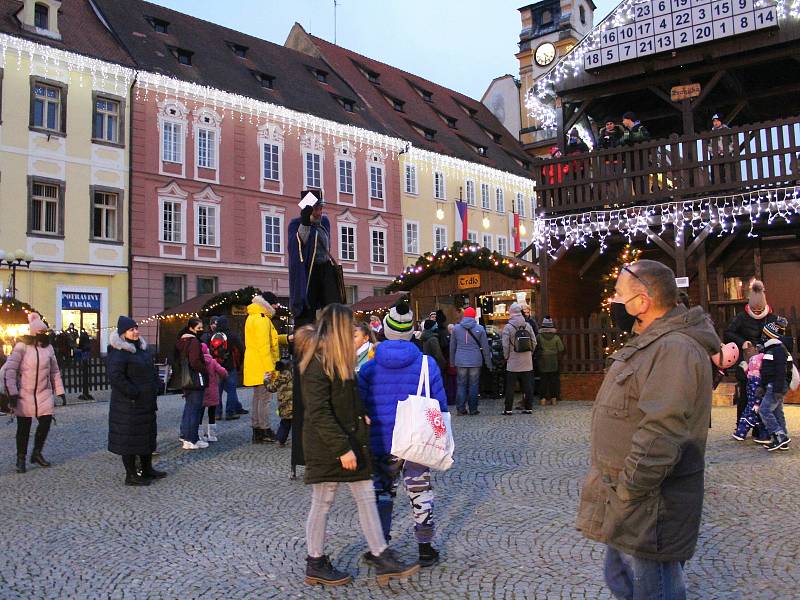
[387,241,538,292]
[0,297,38,324]
[601,244,641,356]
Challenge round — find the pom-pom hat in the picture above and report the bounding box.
[28,312,47,335]
[383,300,414,341]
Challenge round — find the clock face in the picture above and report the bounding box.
[535,42,556,67]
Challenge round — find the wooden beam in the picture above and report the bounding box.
[725,100,748,125]
[698,243,709,312]
[578,247,602,279]
[564,99,594,132]
[539,251,550,317]
[675,229,687,278]
[721,244,751,273]
[646,228,676,259]
[648,85,680,108]
[706,231,739,266]
[685,227,711,259]
[691,70,726,109]
[754,240,762,281]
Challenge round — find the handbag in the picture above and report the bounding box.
[168,355,206,391]
[390,357,455,471]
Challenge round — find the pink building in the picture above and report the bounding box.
[95,0,404,336]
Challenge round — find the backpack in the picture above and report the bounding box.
[787,357,799,392]
[209,332,229,365]
[511,325,533,353]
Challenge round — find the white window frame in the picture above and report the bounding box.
[366,150,387,211]
[433,224,448,252]
[261,211,284,255]
[480,182,491,210]
[434,171,446,200]
[32,81,61,132]
[495,187,505,213]
[404,220,420,255]
[159,197,186,244]
[263,142,281,181]
[194,203,220,247]
[369,164,384,200]
[304,150,323,190]
[530,195,537,217]
[158,101,188,177]
[482,233,493,251]
[404,163,418,195]
[515,192,526,217]
[467,230,478,244]
[339,223,357,262]
[30,181,60,235]
[259,125,284,194]
[162,121,182,164]
[465,179,476,207]
[92,190,119,242]
[370,226,387,264]
[194,109,221,182]
[339,157,354,195]
[93,96,120,144]
[497,235,508,256]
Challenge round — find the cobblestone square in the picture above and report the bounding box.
[1,393,798,599]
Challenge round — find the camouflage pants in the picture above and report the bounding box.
[372,454,434,543]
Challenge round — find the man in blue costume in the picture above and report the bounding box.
[288,191,342,327]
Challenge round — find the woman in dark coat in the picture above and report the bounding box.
[107,316,165,486]
[299,304,418,587]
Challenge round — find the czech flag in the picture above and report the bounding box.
[455,200,468,242]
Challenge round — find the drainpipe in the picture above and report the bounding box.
[127,74,137,318]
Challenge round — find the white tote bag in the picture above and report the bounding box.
[390,357,455,471]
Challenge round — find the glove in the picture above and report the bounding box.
[300,205,314,225]
[755,386,765,399]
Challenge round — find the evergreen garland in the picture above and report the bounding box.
[601,244,641,356]
[387,241,538,292]
[0,297,38,324]
[201,287,264,314]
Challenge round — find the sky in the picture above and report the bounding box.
[152,0,619,100]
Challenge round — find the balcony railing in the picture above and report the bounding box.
[534,116,800,215]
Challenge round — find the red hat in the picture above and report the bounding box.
[463,307,476,318]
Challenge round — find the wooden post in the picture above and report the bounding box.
[754,240,762,281]
[697,243,709,312]
[539,252,550,318]
[675,227,687,278]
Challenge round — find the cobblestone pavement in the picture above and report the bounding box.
[1,392,798,600]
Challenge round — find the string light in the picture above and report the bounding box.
[533,186,800,256]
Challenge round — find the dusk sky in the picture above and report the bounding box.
[152,0,619,100]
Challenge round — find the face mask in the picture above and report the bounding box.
[610,299,638,333]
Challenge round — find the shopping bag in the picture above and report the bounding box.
[390,357,455,471]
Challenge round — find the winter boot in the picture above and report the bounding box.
[262,428,276,443]
[252,427,264,444]
[30,451,51,467]
[304,555,352,586]
[140,454,167,480]
[122,455,150,486]
[31,418,52,467]
[206,423,218,442]
[370,548,420,585]
[16,454,26,474]
[418,543,440,567]
[766,433,791,452]
[198,426,208,442]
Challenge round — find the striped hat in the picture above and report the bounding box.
[763,317,788,340]
[383,300,414,341]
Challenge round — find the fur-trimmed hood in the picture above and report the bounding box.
[248,296,276,317]
[109,331,148,353]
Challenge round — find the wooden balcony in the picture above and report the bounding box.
[534,116,800,215]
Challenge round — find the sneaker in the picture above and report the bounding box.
[236,408,249,415]
[752,436,772,445]
[522,409,533,414]
[731,432,746,441]
[182,440,202,450]
[196,439,209,448]
[206,424,218,443]
[502,410,513,415]
[766,434,791,452]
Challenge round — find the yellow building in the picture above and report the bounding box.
[0,0,135,351]
[400,149,536,266]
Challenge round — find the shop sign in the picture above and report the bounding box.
[231,305,248,316]
[457,274,481,290]
[62,292,101,310]
[670,83,700,102]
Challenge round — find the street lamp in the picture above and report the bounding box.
[0,249,33,300]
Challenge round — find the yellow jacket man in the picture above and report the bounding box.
[243,294,279,443]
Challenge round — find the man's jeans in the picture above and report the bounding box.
[180,390,205,443]
[604,546,686,600]
[219,368,242,416]
[759,384,787,435]
[456,366,481,413]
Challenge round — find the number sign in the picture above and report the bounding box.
[584,0,778,70]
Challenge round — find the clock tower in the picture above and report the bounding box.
[517,0,594,150]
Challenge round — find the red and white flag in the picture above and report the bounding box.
[508,212,520,254]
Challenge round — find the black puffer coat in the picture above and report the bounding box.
[107,332,159,456]
[301,356,372,485]
[724,309,777,350]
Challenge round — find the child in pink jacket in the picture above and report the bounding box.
[200,343,227,442]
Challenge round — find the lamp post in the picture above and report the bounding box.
[0,249,33,300]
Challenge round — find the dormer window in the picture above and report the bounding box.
[445,116,458,129]
[421,89,433,103]
[253,71,275,89]
[392,97,405,112]
[34,3,48,29]
[424,128,435,141]
[228,42,248,58]
[339,97,355,112]
[476,145,487,156]
[315,69,328,83]
[149,17,169,34]
[492,132,503,143]
[172,48,193,65]
[455,100,478,118]
[367,70,380,84]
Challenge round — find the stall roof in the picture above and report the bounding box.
[351,292,407,313]
[157,294,216,318]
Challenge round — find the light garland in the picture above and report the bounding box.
[525,0,798,127]
[533,185,800,256]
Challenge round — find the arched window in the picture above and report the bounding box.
[34,3,49,29]
[580,5,586,25]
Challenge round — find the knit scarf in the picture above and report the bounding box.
[746,304,771,320]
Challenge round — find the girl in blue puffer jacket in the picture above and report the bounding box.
[357,300,448,568]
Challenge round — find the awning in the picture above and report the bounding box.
[157,293,217,317]
[351,292,407,313]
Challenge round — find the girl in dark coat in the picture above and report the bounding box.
[107,316,165,486]
[299,304,419,587]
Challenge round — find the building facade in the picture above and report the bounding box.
[0,0,135,351]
